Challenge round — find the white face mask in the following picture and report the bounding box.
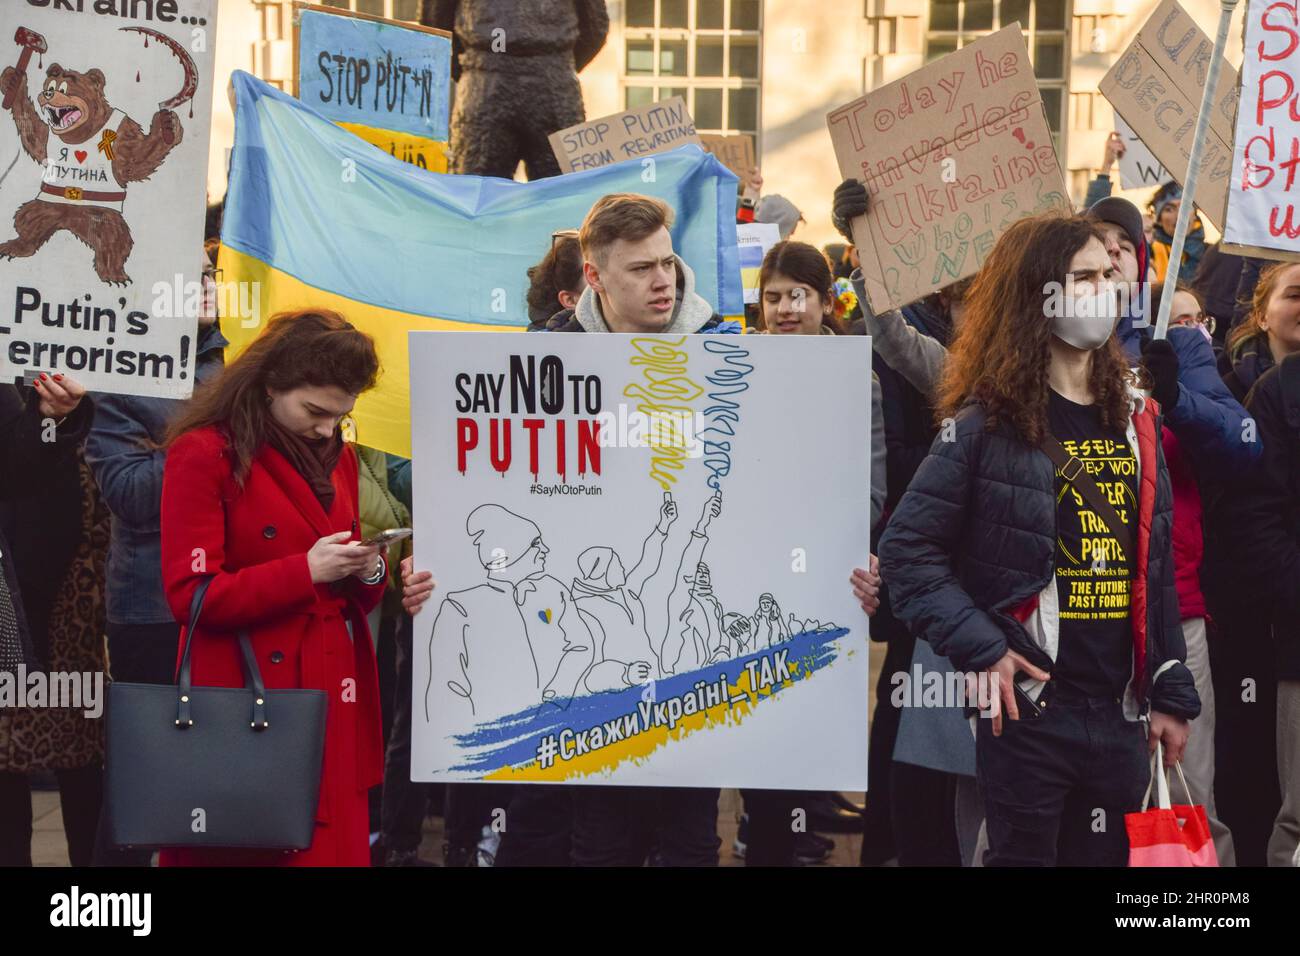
[1052,287,1119,351]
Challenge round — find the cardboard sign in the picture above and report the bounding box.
[700,133,754,180]
[409,331,872,788]
[1222,0,1300,262]
[0,0,218,398]
[294,3,451,142]
[1099,0,1238,230]
[550,96,701,174]
[737,221,780,304]
[1116,113,1172,191]
[826,26,1068,313]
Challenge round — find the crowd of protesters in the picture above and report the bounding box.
[2,123,1300,870]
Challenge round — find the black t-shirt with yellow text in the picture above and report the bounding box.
[1047,389,1137,699]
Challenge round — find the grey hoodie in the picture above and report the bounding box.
[575,255,719,334]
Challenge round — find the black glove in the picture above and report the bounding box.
[832,178,869,243]
[1140,337,1180,411]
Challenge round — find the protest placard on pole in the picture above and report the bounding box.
[549,96,702,174]
[293,2,451,173]
[409,330,872,788]
[826,25,1068,314]
[1221,0,1300,262]
[1116,114,1172,191]
[699,133,754,181]
[0,0,217,398]
[737,221,780,305]
[1099,0,1239,231]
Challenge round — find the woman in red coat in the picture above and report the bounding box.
[158,310,387,866]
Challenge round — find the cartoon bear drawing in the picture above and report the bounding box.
[0,63,183,285]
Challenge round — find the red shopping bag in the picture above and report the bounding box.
[1125,742,1219,867]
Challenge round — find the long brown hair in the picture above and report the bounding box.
[936,212,1136,444]
[1226,261,1300,356]
[166,310,380,483]
[758,240,842,333]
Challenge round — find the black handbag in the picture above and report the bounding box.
[105,577,328,850]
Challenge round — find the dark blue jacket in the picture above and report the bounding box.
[84,324,227,625]
[1116,314,1261,478]
[878,400,1200,721]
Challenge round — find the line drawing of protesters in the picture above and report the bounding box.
[661,492,724,675]
[570,493,679,691]
[679,561,731,665]
[425,504,594,724]
[723,612,753,655]
[749,592,791,650]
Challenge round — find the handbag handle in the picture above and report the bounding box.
[175,576,270,732]
[1140,740,1195,810]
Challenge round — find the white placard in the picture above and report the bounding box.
[1115,114,1172,191]
[410,330,872,789]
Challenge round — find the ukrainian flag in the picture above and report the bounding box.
[219,71,743,457]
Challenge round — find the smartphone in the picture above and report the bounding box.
[361,527,412,547]
[1012,681,1043,719]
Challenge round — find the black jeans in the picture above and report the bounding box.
[977,690,1149,867]
[0,766,102,866]
[91,621,180,866]
[571,786,720,866]
[495,784,574,867]
[740,789,798,866]
[379,613,434,855]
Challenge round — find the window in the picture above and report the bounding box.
[623,0,762,146]
[925,0,1069,155]
[336,0,422,21]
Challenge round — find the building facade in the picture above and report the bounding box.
[210,0,1244,244]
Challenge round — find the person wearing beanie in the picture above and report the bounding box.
[755,194,805,241]
[1148,183,1206,285]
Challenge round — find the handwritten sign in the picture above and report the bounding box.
[549,96,701,174]
[1099,0,1238,230]
[700,133,755,180]
[738,221,780,305]
[294,2,451,142]
[1116,114,1172,190]
[1222,0,1300,261]
[826,25,1068,313]
[0,0,218,398]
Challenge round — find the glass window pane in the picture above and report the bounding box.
[696,36,724,76]
[661,86,688,103]
[965,0,994,30]
[1034,37,1064,79]
[695,87,723,129]
[927,37,958,61]
[660,39,688,76]
[930,0,959,31]
[661,0,688,28]
[627,0,656,27]
[1000,0,1029,28]
[1035,0,1066,31]
[627,39,655,75]
[626,87,655,109]
[731,0,760,30]
[393,0,420,20]
[356,0,384,15]
[728,87,758,131]
[1040,87,1063,133]
[729,36,759,78]
[696,0,724,29]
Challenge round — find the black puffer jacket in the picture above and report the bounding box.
[1210,354,1300,679]
[878,399,1200,720]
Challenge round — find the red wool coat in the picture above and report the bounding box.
[157,425,385,866]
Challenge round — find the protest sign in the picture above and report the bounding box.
[1099,0,1238,231]
[409,331,872,788]
[549,96,701,174]
[737,221,780,305]
[827,26,1068,314]
[293,2,451,144]
[0,0,217,398]
[700,132,754,181]
[1116,114,1172,191]
[1222,0,1300,261]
